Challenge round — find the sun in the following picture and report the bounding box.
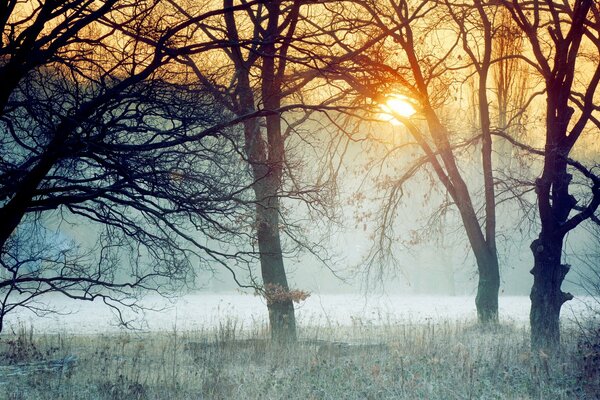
[379,94,417,124]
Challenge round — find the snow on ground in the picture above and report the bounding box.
[2,293,593,334]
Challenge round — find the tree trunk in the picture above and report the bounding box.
[254,181,297,342]
[257,0,296,342]
[474,251,500,323]
[222,0,301,342]
[447,164,500,324]
[406,109,502,324]
[241,111,296,342]
[0,130,69,250]
[529,237,573,350]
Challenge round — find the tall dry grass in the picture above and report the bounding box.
[0,319,595,399]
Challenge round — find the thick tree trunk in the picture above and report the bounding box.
[522,0,594,351]
[0,130,69,250]
[267,300,296,342]
[474,251,500,323]
[258,0,296,342]
[527,119,576,350]
[223,0,298,342]
[241,114,297,342]
[254,182,297,342]
[529,237,573,350]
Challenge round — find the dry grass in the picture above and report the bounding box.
[0,319,596,399]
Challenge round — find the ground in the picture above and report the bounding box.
[0,320,597,399]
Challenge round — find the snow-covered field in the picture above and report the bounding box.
[3,292,593,334]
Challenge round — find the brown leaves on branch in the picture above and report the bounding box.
[259,283,310,305]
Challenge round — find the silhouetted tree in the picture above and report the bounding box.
[499,0,600,350]
[323,0,512,322]
[176,0,348,341]
[0,0,274,331]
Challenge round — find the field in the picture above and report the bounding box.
[1,320,598,400]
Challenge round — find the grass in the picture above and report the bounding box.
[0,319,597,399]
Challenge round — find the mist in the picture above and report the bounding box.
[2,0,600,398]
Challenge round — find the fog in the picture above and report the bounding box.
[191,125,594,299]
[5,292,593,335]
[39,112,597,305]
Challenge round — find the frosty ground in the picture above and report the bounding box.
[2,293,591,334]
[0,294,598,399]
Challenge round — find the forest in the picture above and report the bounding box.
[0,0,599,398]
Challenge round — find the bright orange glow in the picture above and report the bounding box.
[379,94,417,124]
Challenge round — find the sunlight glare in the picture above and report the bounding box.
[379,94,417,125]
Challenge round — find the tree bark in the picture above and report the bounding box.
[252,0,297,342]
[402,4,502,322]
[474,250,500,323]
[451,182,500,324]
[256,199,297,342]
[529,237,573,350]
[0,130,69,250]
[498,0,597,350]
[222,0,297,342]
[240,98,296,342]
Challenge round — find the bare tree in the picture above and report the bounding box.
[174,0,351,341]
[0,0,280,331]
[321,0,510,322]
[499,0,600,350]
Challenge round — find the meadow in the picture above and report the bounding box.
[1,318,598,400]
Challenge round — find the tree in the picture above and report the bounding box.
[177,0,348,341]
[224,0,299,341]
[0,0,274,331]
[499,0,600,350]
[324,0,508,322]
